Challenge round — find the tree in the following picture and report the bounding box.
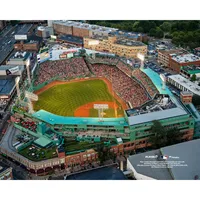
[192,95,200,106]
[149,28,156,37]
[165,127,183,146]
[137,27,144,33]
[148,120,167,149]
[191,74,197,82]
[79,48,86,57]
[96,144,113,165]
[149,120,183,149]
[155,27,164,38]
[160,22,171,39]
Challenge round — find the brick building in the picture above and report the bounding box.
[84,35,147,58]
[157,49,185,68]
[169,53,200,73]
[53,21,117,37]
[14,41,39,52]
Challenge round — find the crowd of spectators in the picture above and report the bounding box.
[34,56,156,108]
[116,60,133,77]
[132,69,158,97]
[90,63,149,107]
[35,58,90,85]
[87,56,119,65]
[20,120,37,132]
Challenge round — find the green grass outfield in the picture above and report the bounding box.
[33,79,124,117]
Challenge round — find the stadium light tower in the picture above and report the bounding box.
[137,53,145,69]
[26,58,31,85]
[25,91,38,114]
[160,74,166,90]
[15,76,21,101]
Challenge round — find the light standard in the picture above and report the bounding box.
[15,76,21,101]
[137,53,145,69]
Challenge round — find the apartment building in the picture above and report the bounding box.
[157,49,185,68]
[84,35,147,58]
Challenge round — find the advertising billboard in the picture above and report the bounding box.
[6,66,19,75]
[14,35,27,40]
[88,40,99,46]
[51,35,57,40]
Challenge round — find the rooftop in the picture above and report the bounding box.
[8,51,30,61]
[0,76,16,96]
[34,137,52,148]
[53,20,118,33]
[128,149,173,180]
[128,139,200,180]
[0,161,12,175]
[126,94,177,117]
[114,30,146,38]
[181,65,200,74]
[0,65,24,72]
[115,39,146,47]
[66,166,127,180]
[126,94,188,126]
[32,110,128,126]
[168,74,200,96]
[171,53,200,63]
[58,34,83,45]
[161,139,200,180]
[159,48,184,55]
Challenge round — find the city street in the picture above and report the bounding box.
[0,24,33,64]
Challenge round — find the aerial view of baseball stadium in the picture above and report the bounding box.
[0,31,197,179]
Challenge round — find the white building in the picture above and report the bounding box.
[167,74,200,96]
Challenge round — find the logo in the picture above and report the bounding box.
[160,155,168,160]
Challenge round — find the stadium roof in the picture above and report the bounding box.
[0,77,16,96]
[32,110,128,126]
[34,137,52,148]
[127,107,188,126]
[161,139,200,180]
[168,74,200,96]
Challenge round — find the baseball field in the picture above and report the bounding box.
[33,78,127,118]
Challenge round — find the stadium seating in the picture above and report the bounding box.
[132,69,158,98]
[90,63,149,107]
[35,56,157,108]
[35,58,90,85]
